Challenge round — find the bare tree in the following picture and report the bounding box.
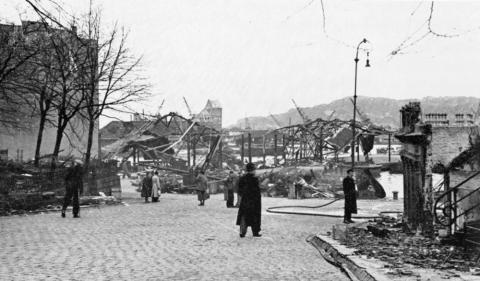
[75,6,149,169]
[0,22,42,130]
[19,35,58,166]
[45,27,88,167]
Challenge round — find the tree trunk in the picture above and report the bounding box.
[51,122,67,169]
[34,113,47,166]
[84,117,96,171]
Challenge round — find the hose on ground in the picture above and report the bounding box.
[266,198,400,219]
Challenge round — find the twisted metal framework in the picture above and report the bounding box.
[271,117,391,163]
[103,112,221,170]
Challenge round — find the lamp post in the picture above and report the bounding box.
[351,38,370,170]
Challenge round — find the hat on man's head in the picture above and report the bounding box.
[245,162,256,172]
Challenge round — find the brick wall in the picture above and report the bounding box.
[431,127,473,166]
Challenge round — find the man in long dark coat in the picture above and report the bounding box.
[236,163,262,237]
[61,160,84,218]
[343,169,357,224]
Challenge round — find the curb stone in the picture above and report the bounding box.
[307,234,479,281]
[306,234,382,281]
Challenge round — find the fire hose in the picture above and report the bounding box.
[266,197,401,219]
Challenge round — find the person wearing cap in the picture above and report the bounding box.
[236,163,262,237]
[61,159,84,218]
[343,169,357,224]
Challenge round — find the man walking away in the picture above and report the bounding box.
[141,171,153,203]
[61,159,83,218]
[196,171,208,206]
[236,163,262,238]
[343,169,357,224]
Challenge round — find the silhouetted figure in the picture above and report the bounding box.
[343,169,357,224]
[224,171,236,208]
[236,163,262,237]
[61,160,83,218]
[196,171,208,206]
[141,171,153,203]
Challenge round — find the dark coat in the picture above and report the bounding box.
[343,176,357,214]
[65,165,83,194]
[141,176,153,198]
[236,173,261,230]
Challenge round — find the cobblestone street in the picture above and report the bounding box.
[0,188,349,281]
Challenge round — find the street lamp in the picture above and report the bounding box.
[351,38,370,170]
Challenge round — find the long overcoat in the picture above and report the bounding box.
[141,175,153,198]
[343,176,357,214]
[236,173,261,230]
[65,165,83,193]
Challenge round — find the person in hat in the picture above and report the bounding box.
[343,169,357,224]
[236,163,262,237]
[61,159,84,218]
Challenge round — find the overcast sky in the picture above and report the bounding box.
[3,0,480,127]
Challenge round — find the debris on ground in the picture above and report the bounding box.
[336,216,480,274]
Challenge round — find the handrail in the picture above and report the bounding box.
[434,171,480,227]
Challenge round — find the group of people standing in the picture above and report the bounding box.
[141,170,162,203]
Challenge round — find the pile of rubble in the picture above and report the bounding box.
[337,217,480,275]
[257,166,340,198]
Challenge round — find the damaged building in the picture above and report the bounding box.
[396,102,480,244]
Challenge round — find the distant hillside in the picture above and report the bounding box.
[231,96,480,130]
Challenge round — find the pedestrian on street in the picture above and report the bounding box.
[196,170,208,206]
[121,159,130,179]
[236,163,262,238]
[343,169,357,224]
[141,171,153,203]
[224,171,236,208]
[235,170,243,207]
[61,159,84,218]
[152,170,161,202]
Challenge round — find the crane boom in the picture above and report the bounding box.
[270,114,282,128]
[183,97,193,117]
[291,99,310,124]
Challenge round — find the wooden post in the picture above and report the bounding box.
[193,141,196,166]
[219,140,223,168]
[262,135,266,165]
[187,134,191,168]
[248,133,252,163]
[319,128,324,163]
[241,134,245,164]
[388,134,391,162]
[133,147,136,166]
[299,140,303,160]
[291,133,294,162]
[274,134,278,165]
[357,136,360,162]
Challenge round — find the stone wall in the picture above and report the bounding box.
[431,126,474,166]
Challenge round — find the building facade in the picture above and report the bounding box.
[0,21,99,162]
